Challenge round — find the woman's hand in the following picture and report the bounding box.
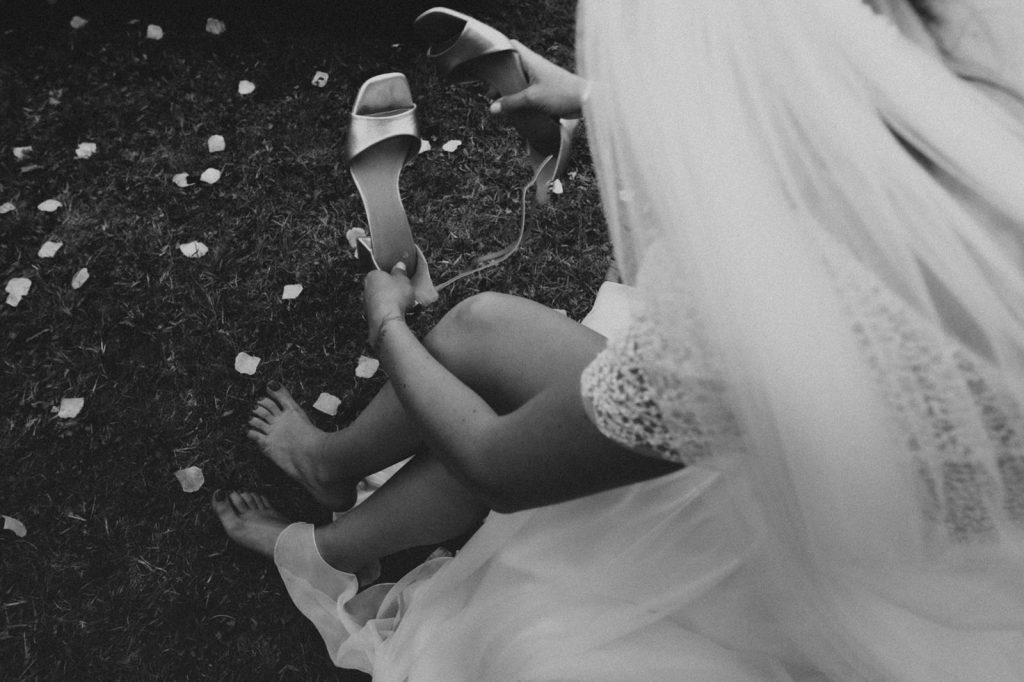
[489,40,591,120]
[363,248,437,348]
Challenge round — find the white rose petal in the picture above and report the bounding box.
[345,227,367,251]
[311,71,329,88]
[0,202,15,214]
[313,392,342,416]
[281,284,303,300]
[56,397,85,419]
[234,352,261,375]
[419,139,432,153]
[238,80,256,95]
[355,355,380,379]
[551,179,564,195]
[174,466,205,493]
[172,172,192,188]
[37,199,62,212]
[205,17,226,35]
[146,24,164,40]
[178,241,209,258]
[199,168,221,184]
[71,268,90,290]
[75,141,97,159]
[2,515,27,538]
[441,139,462,153]
[38,240,63,258]
[5,277,31,307]
[70,16,88,29]
[207,134,225,153]
[12,146,32,160]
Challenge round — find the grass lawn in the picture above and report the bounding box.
[1,0,611,679]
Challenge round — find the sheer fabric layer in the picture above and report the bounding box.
[579,0,1024,678]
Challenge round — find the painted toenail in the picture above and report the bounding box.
[268,380,281,390]
[214,489,225,501]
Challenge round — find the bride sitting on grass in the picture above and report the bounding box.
[215,0,1024,678]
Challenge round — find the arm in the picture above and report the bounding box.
[365,267,679,513]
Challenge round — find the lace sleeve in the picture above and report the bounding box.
[580,297,742,465]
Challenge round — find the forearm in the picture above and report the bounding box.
[373,317,681,513]
[374,317,506,499]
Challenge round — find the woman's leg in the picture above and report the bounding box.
[218,292,611,566]
[248,293,608,509]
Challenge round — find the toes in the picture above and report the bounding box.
[252,405,273,422]
[256,398,279,416]
[246,428,266,444]
[239,492,260,509]
[212,490,238,523]
[252,494,272,510]
[229,491,249,512]
[268,382,301,411]
[247,417,270,435]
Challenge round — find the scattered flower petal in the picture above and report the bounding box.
[419,139,432,153]
[313,392,342,416]
[37,199,62,212]
[56,397,85,419]
[174,466,205,493]
[0,202,15,214]
[207,135,225,153]
[75,141,97,159]
[311,71,329,87]
[200,168,221,184]
[345,227,367,251]
[441,139,462,153]
[38,240,63,258]
[13,146,32,160]
[70,16,88,29]
[355,355,380,379]
[172,172,192,188]
[238,80,256,95]
[5,277,31,307]
[2,515,26,538]
[551,179,564,195]
[146,24,164,40]
[234,351,261,375]
[281,284,303,300]
[178,241,209,258]
[71,268,90,290]
[205,17,226,35]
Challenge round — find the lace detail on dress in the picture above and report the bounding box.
[580,297,741,465]
[818,234,1024,545]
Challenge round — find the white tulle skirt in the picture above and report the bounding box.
[276,462,802,680]
[272,283,1024,680]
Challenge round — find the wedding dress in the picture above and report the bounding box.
[274,1,1024,678]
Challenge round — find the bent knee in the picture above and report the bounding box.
[438,292,517,336]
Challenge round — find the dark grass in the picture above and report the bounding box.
[0,0,611,679]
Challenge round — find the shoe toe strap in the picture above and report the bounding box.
[428,20,515,83]
[345,107,420,164]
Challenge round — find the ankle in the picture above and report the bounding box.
[313,523,379,576]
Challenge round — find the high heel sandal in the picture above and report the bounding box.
[414,7,577,205]
[346,72,423,274]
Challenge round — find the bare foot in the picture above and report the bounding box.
[247,383,357,511]
[212,490,290,559]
